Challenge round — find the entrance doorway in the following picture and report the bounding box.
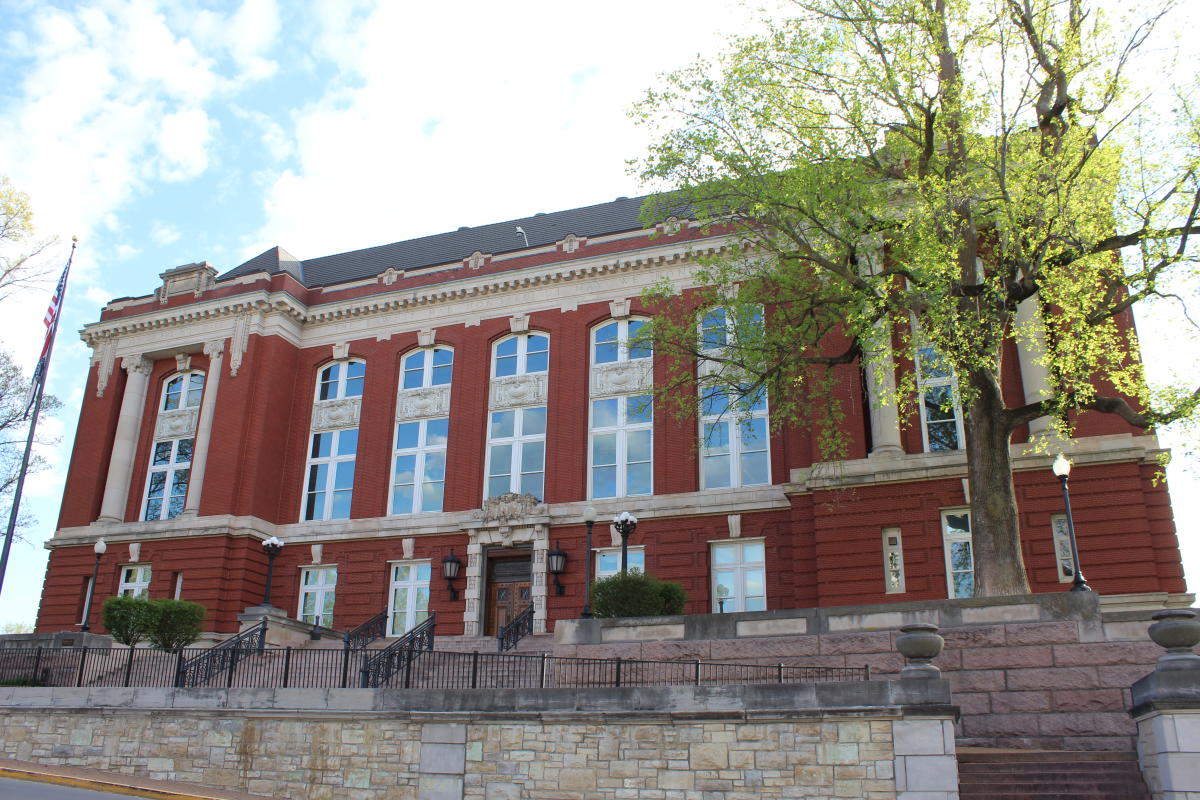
[484,548,532,636]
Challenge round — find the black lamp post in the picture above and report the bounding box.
[613,511,639,575]
[442,549,462,600]
[1052,454,1091,592]
[261,536,284,606]
[582,506,596,618]
[547,541,568,596]
[79,538,106,633]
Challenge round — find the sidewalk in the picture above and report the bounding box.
[0,759,264,800]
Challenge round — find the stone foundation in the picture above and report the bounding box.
[0,682,956,800]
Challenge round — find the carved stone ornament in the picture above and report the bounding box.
[397,385,451,421]
[311,544,323,564]
[379,267,404,285]
[203,339,225,360]
[509,314,530,334]
[417,329,436,347]
[473,493,548,524]
[489,374,547,410]
[124,356,153,377]
[466,251,487,270]
[590,359,652,398]
[156,407,200,439]
[311,397,362,431]
[174,353,191,373]
[128,542,141,562]
[93,339,117,397]
[331,342,350,360]
[609,299,630,319]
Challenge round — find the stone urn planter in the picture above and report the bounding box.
[896,622,944,679]
[1148,609,1200,670]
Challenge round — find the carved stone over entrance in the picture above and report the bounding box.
[462,494,551,637]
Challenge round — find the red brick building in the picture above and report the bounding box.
[35,196,1190,638]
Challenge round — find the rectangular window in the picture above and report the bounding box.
[590,394,652,498]
[711,539,766,612]
[882,527,905,594]
[916,346,964,452]
[298,566,337,628]
[485,406,547,500]
[392,418,449,514]
[700,386,770,489]
[387,561,431,636]
[118,565,152,598]
[595,546,646,579]
[1050,514,1076,583]
[941,509,975,598]
[303,428,358,521]
[143,438,193,521]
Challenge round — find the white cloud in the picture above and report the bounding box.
[150,221,182,245]
[157,107,216,181]
[114,244,141,260]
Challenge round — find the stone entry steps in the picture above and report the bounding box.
[431,634,553,654]
[957,749,1150,800]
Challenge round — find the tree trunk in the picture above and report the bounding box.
[964,366,1032,597]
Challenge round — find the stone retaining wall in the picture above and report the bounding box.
[0,683,956,800]
[556,593,1183,751]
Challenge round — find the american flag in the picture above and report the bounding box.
[24,242,75,418]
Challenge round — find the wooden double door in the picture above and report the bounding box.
[484,550,532,636]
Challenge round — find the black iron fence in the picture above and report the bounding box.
[0,645,868,691]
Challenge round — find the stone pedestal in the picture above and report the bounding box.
[237,605,341,648]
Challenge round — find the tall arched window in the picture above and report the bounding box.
[493,333,549,377]
[316,359,366,400]
[163,372,205,411]
[592,319,651,364]
[402,347,453,389]
[485,333,550,500]
[143,371,205,521]
[303,360,365,521]
[392,347,454,514]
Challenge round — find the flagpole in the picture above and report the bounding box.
[0,239,75,601]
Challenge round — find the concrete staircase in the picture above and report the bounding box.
[432,633,553,655]
[957,749,1150,800]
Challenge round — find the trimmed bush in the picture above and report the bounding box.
[101,596,205,650]
[101,595,156,646]
[590,570,687,618]
[145,598,205,651]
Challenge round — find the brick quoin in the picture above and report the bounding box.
[36,197,1189,638]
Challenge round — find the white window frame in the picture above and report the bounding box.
[493,332,550,378]
[485,406,547,500]
[589,394,653,499]
[390,417,449,515]
[710,539,766,613]
[402,347,454,390]
[142,437,193,521]
[162,371,205,411]
[118,564,152,598]
[941,508,975,599]
[387,560,431,636]
[916,345,965,452]
[699,306,763,353]
[316,359,366,401]
[1050,514,1076,583]
[302,428,358,521]
[298,565,337,628]
[882,526,906,594]
[592,318,651,365]
[699,385,770,489]
[594,546,646,579]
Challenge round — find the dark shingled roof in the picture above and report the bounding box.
[220,194,660,288]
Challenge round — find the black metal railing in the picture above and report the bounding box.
[359,613,437,688]
[497,604,534,652]
[176,619,267,688]
[343,609,388,651]
[0,642,868,690]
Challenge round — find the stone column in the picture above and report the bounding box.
[97,356,153,523]
[1015,297,1053,438]
[183,340,224,515]
[866,324,904,458]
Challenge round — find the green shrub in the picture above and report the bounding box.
[101,596,205,650]
[590,570,688,618]
[145,598,205,651]
[101,596,156,646]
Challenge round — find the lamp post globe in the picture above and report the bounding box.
[613,512,639,575]
[261,536,285,606]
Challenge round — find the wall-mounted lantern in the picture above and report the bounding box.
[442,549,462,600]
[547,541,568,596]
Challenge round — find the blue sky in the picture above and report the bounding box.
[0,0,1196,628]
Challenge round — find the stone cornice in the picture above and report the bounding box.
[79,234,733,352]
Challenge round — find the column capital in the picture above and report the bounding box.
[122,355,153,376]
[204,339,226,360]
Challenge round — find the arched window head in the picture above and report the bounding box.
[493,333,549,378]
[592,318,651,365]
[317,359,366,401]
[403,347,453,390]
[163,372,205,411]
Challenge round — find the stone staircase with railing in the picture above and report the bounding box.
[957,749,1151,800]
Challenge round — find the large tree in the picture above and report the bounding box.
[633,0,1200,595]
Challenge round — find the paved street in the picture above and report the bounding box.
[0,776,149,798]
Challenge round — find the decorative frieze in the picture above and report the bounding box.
[590,359,651,398]
[396,386,451,420]
[473,493,548,524]
[311,397,362,431]
[92,339,117,397]
[155,407,199,440]
[489,374,547,410]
